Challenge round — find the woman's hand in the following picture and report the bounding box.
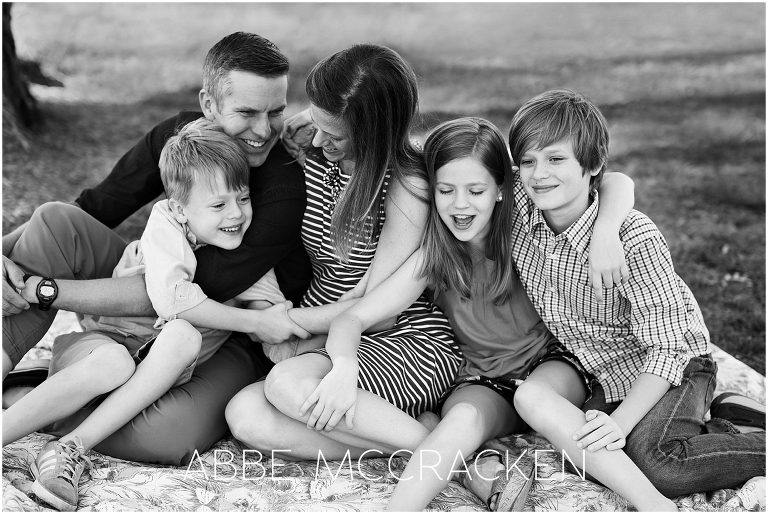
[572,410,626,452]
[281,109,315,159]
[588,228,629,303]
[299,359,359,432]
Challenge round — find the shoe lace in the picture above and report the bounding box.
[56,437,92,485]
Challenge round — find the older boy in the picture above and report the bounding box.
[508,90,765,505]
[4,119,302,511]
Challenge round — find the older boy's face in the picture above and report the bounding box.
[177,170,253,251]
[203,71,287,168]
[518,139,599,232]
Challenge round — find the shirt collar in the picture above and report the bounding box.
[526,191,599,266]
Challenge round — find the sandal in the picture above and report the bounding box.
[463,437,534,511]
[486,437,535,511]
[711,392,766,430]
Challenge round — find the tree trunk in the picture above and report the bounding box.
[3,2,37,134]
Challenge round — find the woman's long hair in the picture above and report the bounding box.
[306,44,426,260]
[420,117,516,305]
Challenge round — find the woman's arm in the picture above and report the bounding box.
[591,172,635,301]
[298,250,429,432]
[288,173,430,334]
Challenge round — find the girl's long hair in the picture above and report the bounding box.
[420,117,516,305]
[306,44,426,260]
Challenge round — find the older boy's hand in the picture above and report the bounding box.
[588,231,629,303]
[572,410,626,452]
[2,256,29,316]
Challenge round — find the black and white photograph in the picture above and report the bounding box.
[2,2,765,511]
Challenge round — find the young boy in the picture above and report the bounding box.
[1,119,295,511]
[507,89,765,507]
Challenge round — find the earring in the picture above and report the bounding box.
[497,193,503,202]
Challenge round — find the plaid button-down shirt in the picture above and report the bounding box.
[510,173,710,403]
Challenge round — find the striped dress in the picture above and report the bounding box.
[301,152,461,417]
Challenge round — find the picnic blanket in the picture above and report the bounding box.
[3,313,765,512]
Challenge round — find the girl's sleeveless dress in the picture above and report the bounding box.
[300,153,461,417]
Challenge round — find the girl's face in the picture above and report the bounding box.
[309,104,354,169]
[434,156,501,252]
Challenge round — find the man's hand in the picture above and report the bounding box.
[281,109,315,158]
[299,360,359,432]
[588,231,629,303]
[249,301,311,345]
[572,410,627,452]
[2,256,29,316]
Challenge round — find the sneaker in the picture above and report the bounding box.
[711,392,766,430]
[30,437,91,511]
[725,476,766,511]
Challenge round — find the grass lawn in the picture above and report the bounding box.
[3,3,765,372]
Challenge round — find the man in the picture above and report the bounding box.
[2,32,312,466]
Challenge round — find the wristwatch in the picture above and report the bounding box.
[35,277,58,311]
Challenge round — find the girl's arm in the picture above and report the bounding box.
[288,173,430,334]
[592,172,635,302]
[299,250,429,432]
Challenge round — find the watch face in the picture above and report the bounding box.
[40,285,55,298]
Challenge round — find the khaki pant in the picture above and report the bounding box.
[3,202,270,465]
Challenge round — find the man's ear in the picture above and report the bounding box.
[199,89,217,121]
[168,198,188,224]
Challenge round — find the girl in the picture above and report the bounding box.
[305,117,676,511]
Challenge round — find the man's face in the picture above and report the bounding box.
[201,71,287,167]
[518,139,598,232]
[172,169,253,251]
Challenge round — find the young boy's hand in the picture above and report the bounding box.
[2,256,30,316]
[572,410,626,452]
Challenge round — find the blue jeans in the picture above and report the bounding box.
[583,355,766,497]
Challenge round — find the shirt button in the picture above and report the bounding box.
[548,253,557,260]
[548,287,556,294]
[599,372,609,380]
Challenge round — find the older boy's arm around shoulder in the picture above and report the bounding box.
[591,172,635,302]
[574,226,694,451]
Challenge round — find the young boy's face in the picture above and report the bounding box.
[174,170,253,250]
[518,139,599,232]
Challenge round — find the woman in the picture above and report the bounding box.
[225,44,462,459]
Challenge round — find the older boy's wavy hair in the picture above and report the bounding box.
[305,43,426,261]
[420,117,516,305]
[159,118,249,205]
[508,89,609,191]
[203,32,289,105]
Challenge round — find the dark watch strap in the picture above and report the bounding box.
[36,277,58,312]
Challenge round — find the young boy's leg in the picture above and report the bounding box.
[514,360,677,511]
[45,333,268,466]
[2,202,126,378]
[606,355,766,497]
[387,384,525,511]
[2,331,135,446]
[60,319,202,451]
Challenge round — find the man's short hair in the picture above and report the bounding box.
[159,118,250,205]
[508,89,609,190]
[203,32,290,105]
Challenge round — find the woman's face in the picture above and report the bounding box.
[309,105,354,168]
[434,156,501,252]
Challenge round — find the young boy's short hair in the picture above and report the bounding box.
[508,89,609,191]
[158,118,249,206]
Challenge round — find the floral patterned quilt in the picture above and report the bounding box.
[2,313,765,512]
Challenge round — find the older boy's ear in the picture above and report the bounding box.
[168,198,188,224]
[199,89,217,121]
